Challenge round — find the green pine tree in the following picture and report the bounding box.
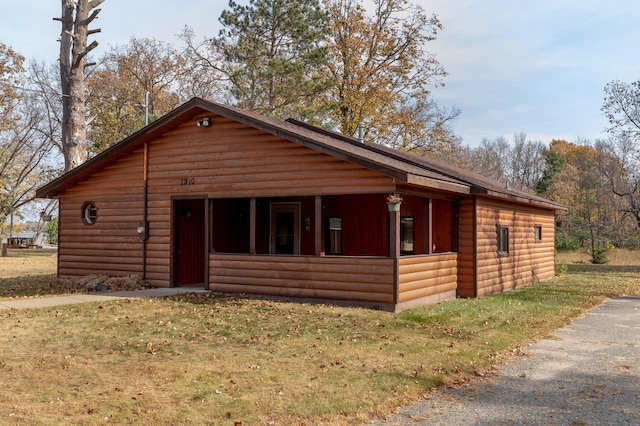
[215,0,332,118]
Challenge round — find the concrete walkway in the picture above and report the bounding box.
[0,287,208,310]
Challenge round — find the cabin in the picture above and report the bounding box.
[36,98,564,311]
[7,236,35,249]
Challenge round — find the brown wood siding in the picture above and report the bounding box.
[57,151,145,278]
[145,198,172,287]
[323,194,390,256]
[397,254,458,302]
[141,116,396,287]
[147,116,395,199]
[210,254,395,304]
[398,196,427,254]
[474,199,556,296]
[457,198,476,297]
[53,109,559,303]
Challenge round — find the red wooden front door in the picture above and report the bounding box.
[173,199,206,287]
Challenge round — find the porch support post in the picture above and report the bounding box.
[314,195,323,256]
[425,198,433,254]
[390,209,400,258]
[390,208,400,306]
[250,197,256,255]
[204,198,210,288]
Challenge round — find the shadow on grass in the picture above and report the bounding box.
[567,264,640,274]
[0,274,57,297]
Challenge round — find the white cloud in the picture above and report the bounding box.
[3,0,639,148]
[423,0,640,145]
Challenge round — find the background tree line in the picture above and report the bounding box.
[1,0,639,261]
[457,134,640,262]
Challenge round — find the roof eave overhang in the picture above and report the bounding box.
[36,99,207,198]
[35,98,568,214]
[406,174,470,194]
[482,189,567,211]
[36,98,412,198]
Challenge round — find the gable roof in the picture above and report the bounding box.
[36,97,564,210]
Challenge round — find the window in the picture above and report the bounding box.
[534,225,542,242]
[81,201,97,225]
[497,226,509,254]
[326,217,342,255]
[400,216,414,255]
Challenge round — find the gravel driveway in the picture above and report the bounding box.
[373,296,640,425]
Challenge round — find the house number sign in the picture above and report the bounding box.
[180,178,195,185]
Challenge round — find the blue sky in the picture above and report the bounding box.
[2,0,639,146]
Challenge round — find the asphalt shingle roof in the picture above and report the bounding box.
[37,97,564,211]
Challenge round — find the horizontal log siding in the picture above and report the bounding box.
[457,198,476,297]
[57,151,145,278]
[210,254,395,304]
[474,200,556,297]
[144,198,172,287]
[397,254,458,302]
[142,116,396,287]
[147,117,395,199]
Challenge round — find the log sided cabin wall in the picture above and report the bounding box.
[37,98,564,312]
[473,199,556,296]
[456,198,557,298]
[55,149,146,278]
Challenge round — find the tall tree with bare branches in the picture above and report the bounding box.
[57,0,105,171]
[87,37,183,154]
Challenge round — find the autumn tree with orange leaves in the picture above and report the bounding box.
[538,140,626,261]
[0,43,24,132]
[320,0,460,155]
[0,44,57,234]
[203,0,460,155]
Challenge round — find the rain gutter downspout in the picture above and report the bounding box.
[142,142,148,281]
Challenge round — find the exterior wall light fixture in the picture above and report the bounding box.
[137,221,148,242]
[196,117,211,127]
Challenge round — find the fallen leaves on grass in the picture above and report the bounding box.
[0,274,148,298]
[56,275,148,293]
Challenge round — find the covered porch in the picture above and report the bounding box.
[204,193,459,310]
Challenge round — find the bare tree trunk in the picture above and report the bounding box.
[59,0,104,172]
